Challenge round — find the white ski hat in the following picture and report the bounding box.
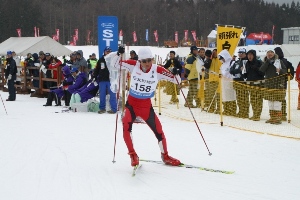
[138,47,153,60]
[266,48,275,53]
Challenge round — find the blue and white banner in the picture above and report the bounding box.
[146,29,149,41]
[98,16,118,56]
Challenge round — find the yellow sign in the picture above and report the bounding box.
[217,25,244,57]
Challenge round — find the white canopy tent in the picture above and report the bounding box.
[175,47,191,58]
[0,36,73,56]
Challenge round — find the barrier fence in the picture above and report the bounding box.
[152,72,300,140]
[1,63,299,139]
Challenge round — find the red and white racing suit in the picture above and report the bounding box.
[117,59,181,154]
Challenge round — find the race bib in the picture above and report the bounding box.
[129,65,158,99]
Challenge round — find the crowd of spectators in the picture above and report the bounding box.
[1,46,299,121]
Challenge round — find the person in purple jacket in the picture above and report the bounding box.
[70,78,99,105]
[64,67,87,106]
[43,65,74,106]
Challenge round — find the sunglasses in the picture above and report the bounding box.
[140,58,152,63]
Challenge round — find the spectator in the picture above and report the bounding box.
[230,47,248,118]
[203,49,212,80]
[163,50,182,104]
[219,50,237,116]
[12,51,21,86]
[43,53,53,89]
[87,53,98,70]
[5,51,17,101]
[43,65,74,106]
[259,48,287,125]
[198,48,206,63]
[64,67,88,106]
[93,46,117,114]
[73,50,88,78]
[70,78,99,105]
[205,49,220,113]
[65,52,77,66]
[24,53,34,76]
[48,57,62,81]
[243,50,264,121]
[129,50,138,60]
[274,47,295,121]
[31,53,40,88]
[184,46,200,108]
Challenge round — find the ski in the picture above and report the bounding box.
[132,164,142,177]
[140,159,234,174]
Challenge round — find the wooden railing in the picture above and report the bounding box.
[0,64,63,97]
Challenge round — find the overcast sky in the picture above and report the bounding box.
[265,0,299,4]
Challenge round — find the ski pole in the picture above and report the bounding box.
[112,54,123,163]
[0,93,8,115]
[174,76,212,156]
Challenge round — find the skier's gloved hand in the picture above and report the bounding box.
[118,46,125,55]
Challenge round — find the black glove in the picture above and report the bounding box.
[184,74,188,78]
[118,46,125,54]
[172,68,181,75]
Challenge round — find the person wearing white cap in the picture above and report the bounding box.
[229,47,249,118]
[112,46,182,168]
[259,48,287,124]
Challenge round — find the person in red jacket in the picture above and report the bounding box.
[48,57,62,80]
[296,62,300,110]
[114,46,182,167]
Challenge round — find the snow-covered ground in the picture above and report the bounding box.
[0,90,300,200]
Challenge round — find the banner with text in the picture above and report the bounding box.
[217,25,243,57]
[98,16,118,56]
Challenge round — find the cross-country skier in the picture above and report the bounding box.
[113,46,182,167]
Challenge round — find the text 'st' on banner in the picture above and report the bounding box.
[217,25,243,57]
[98,16,118,57]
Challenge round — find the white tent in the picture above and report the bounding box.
[207,30,217,39]
[175,47,191,58]
[0,36,73,56]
